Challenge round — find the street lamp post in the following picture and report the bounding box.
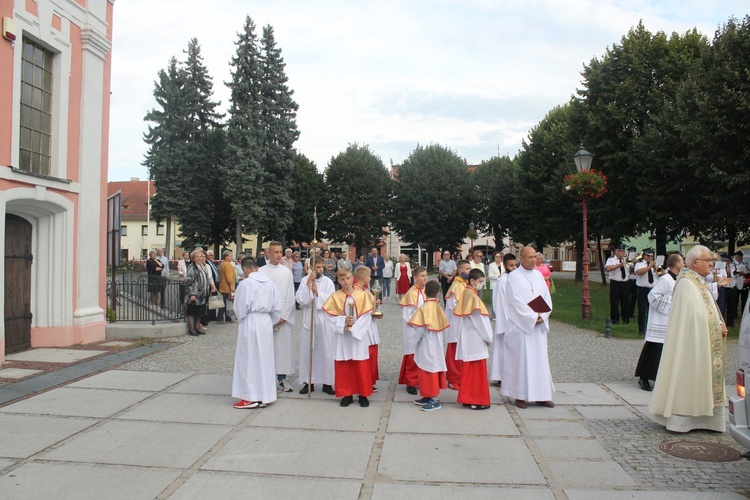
[573,146,593,320]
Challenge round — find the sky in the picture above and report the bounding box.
[108,0,747,181]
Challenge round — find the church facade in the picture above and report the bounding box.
[0,0,114,361]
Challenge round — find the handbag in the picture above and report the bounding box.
[208,293,224,310]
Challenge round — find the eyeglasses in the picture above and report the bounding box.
[695,258,717,264]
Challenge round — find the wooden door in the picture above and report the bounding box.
[4,214,33,354]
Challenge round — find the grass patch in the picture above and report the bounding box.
[549,278,739,340]
[484,277,739,340]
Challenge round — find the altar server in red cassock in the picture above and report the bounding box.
[454,268,493,410]
[354,266,380,391]
[409,280,449,412]
[444,260,471,390]
[323,269,373,408]
[398,266,428,394]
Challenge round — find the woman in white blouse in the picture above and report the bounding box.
[487,251,504,290]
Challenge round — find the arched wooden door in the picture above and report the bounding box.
[4,214,33,354]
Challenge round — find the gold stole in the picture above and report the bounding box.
[408,299,450,332]
[678,269,725,406]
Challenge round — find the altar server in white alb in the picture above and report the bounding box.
[231,257,281,409]
[354,266,381,391]
[260,241,297,392]
[634,253,684,392]
[296,259,336,396]
[502,246,554,409]
[490,253,517,385]
[410,280,450,412]
[454,268,493,410]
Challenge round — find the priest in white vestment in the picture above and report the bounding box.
[502,246,554,408]
[296,260,335,395]
[649,245,728,433]
[490,254,517,384]
[260,242,297,392]
[231,257,281,408]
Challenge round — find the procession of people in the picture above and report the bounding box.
[177,239,742,437]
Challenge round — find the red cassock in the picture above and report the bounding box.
[398,354,419,386]
[369,344,379,383]
[335,360,373,398]
[456,359,490,406]
[445,342,463,388]
[418,369,447,398]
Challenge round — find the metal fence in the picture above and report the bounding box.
[107,270,185,323]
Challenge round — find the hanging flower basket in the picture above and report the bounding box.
[563,169,607,200]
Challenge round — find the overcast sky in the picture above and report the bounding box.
[108,0,746,181]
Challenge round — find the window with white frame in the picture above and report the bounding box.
[19,38,53,176]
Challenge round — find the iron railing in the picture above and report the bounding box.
[107,270,185,323]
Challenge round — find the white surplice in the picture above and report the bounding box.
[260,263,296,375]
[412,325,447,373]
[443,280,465,344]
[400,290,425,355]
[490,273,510,380]
[296,273,335,385]
[644,273,676,344]
[501,266,554,402]
[326,292,371,361]
[231,272,281,404]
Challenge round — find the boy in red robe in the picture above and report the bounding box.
[398,266,428,394]
[409,280,449,411]
[354,265,381,392]
[444,259,471,390]
[454,268,493,410]
[322,269,373,407]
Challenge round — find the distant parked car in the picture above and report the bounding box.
[728,300,750,452]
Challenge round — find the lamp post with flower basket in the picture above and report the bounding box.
[566,146,606,320]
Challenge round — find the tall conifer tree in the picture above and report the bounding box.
[225,17,265,253]
[257,25,299,242]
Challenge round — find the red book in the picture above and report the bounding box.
[527,295,551,313]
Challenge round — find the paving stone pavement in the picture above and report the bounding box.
[0,297,747,499]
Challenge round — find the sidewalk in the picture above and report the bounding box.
[0,295,748,499]
[0,369,748,499]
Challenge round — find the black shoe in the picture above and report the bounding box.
[638,379,652,392]
[359,396,369,407]
[623,318,630,324]
[406,386,417,395]
[299,383,314,395]
[340,396,353,407]
[322,384,335,395]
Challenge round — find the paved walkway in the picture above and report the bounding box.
[0,298,748,499]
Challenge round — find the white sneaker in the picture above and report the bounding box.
[281,380,294,392]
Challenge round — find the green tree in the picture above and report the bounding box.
[182,39,228,253]
[675,16,750,251]
[256,25,300,243]
[390,144,472,257]
[323,144,391,252]
[143,57,190,242]
[577,22,706,252]
[473,155,518,249]
[224,16,264,253]
[286,152,326,246]
[512,104,581,250]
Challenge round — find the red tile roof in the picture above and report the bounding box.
[107,180,155,221]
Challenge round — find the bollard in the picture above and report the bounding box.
[605,317,612,338]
